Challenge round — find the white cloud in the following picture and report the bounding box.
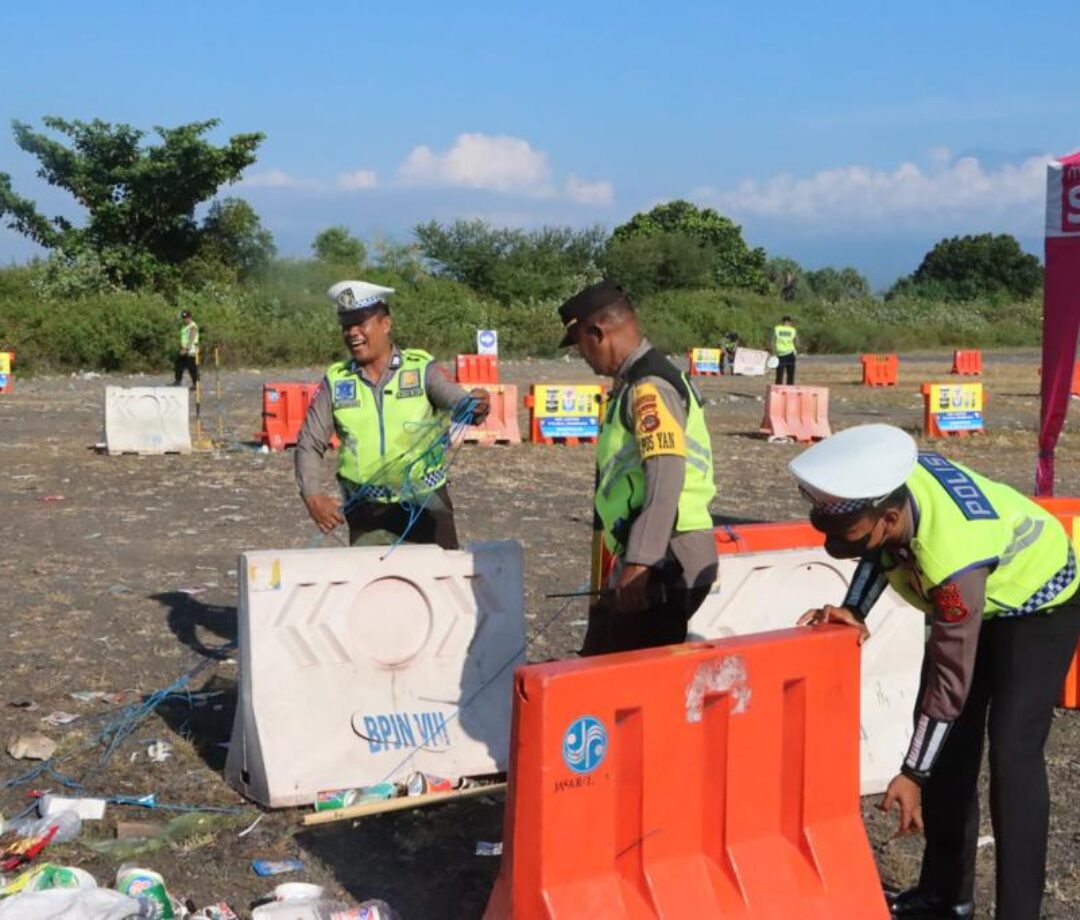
[702,152,1053,231]
[238,169,319,190]
[564,174,614,206]
[337,169,378,190]
[397,132,551,194]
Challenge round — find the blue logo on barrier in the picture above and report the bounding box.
[562,715,607,774]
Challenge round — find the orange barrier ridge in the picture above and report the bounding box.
[456,354,500,385]
[485,627,888,919]
[714,520,824,555]
[950,349,983,375]
[456,384,522,446]
[860,354,899,387]
[1033,497,1080,709]
[256,381,321,451]
[760,385,831,443]
[0,350,13,394]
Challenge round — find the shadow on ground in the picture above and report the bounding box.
[296,797,504,918]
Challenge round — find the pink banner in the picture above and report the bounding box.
[1036,152,1080,495]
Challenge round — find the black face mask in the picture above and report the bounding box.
[823,521,881,559]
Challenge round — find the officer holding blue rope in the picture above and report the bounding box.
[295,280,489,548]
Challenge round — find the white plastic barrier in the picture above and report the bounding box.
[689,546,922,795]
[226,541,525,807]
[104,386,191,455]
[731,347,769,376]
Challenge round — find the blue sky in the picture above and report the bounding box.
[1,0,1077,286]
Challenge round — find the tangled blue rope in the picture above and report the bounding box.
[334,395,482,556]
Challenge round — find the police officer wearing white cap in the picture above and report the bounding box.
[790,424,1080,920]
[295,280,490,548]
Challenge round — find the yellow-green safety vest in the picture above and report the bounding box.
[883,454,1078,617]
[773,324,796,356]
[180,322,199,356]
[594,351,716,555]
[326,349,447,503]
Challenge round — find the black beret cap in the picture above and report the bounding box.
[557,279,631,347]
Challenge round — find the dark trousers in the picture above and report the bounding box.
[345,485,459,550]
[174,354,199,386]
[915,595,1080,919]
[580,560,714,656]
[775,353,795,385]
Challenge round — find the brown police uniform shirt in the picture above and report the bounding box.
[610,339,718,591]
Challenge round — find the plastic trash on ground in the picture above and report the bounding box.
[0,888,142,919]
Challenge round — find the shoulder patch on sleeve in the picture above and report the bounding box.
[931,581,971,624]
[632,381,686,460]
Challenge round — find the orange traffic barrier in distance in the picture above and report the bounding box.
[860,354,898,387]
[0,350,13,394]
[1032,497,1080,709]
[950,350,983,375]
[921,382,985,438]
[485,627,888,920]
[1071,363,1080,398]
[760,385,831,442]
[687,347,722,376]
[456,384,522,446]
[456,354,499,385]
[524,383,605,445]
[257,381,320,451]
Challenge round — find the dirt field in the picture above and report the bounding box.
[2,351,1079,918]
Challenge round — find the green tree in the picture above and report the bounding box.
[892,233,1042,301]
[198,198,276,281]
[601,232,714,298]
[764,256,805,301]
[312,225,367,269]
[611,200,768,292]
[0,117,264,289]
[414,219,606,303]
[804,266,871,304]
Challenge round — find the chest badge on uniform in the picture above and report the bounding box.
[396,368,423,398]
[334,379,357,403]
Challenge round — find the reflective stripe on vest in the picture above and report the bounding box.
[326,349,447,503]
[773,324,796,356]
[594,377,716,555]
[882,455,1080,617]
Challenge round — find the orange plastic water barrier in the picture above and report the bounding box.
[687,347,722,376]
[715,520,824,555]
[759,385,831,442]
[921,382,985,438]
[456,384,522,446]
[860,354,899,387]
[0,350,13,393]
[1071,364,1080,398]
[256,381,320,451]
[485,627,888,920]
[456,354,500,385]
[1032,497,1080,708]
[950,350,983,375]
[523,384,605,445]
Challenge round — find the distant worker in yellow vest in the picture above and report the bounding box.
[772,314,798,385]
[557,280,718,655]
[791,424,1080,920]
[295,280,490,548]
[174,310,200,388]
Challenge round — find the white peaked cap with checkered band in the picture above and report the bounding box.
[326,280,396,316]
[789,423,918,515]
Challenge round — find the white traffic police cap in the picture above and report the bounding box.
[788,424,918,515]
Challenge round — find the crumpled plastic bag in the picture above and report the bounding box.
[0,888,142,918]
